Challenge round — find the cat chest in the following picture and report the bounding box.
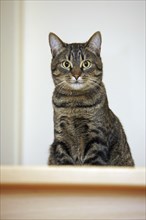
[54,107,102,141]
[54,107,109,164]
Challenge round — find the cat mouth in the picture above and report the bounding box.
[70,81,84,90]
[73,81,83,85]
[69,76,85,90]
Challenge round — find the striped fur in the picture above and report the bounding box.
[48,32,134,166]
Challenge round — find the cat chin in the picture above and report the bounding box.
[70,83,85,90]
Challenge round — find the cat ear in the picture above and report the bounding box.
[86,31,102,55]
[49,33,65,57]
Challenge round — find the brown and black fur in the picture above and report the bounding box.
[48,32,134,166]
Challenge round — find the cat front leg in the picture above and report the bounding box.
[48,141,74,165]
[109,142,135,166]
[83,139,109,165]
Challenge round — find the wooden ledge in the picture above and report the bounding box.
[1,166,145,219]
[1,166,145,189]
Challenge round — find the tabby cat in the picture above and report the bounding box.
[48,31,134,166]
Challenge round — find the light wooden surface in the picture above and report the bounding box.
[1,166,145,186]
[1,166,146,220]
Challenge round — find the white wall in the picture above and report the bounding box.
[1,1,21,164]
[1,1,145,166]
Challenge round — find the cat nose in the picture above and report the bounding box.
[71,68,81,80]
[73,74,81,80]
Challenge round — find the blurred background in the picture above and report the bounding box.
[1,1,145,166]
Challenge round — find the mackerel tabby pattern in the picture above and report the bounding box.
[48,32,134,166]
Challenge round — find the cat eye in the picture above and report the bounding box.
[62,60,72,70]
[81,60,92,69]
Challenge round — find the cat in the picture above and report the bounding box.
[48,31,134,166]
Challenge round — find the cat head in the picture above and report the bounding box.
[49,32,103,92]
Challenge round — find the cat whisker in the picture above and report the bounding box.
[89,79,98,84]
[88,79,99,88]
[56,81,66,88]
[57,82,69,94]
